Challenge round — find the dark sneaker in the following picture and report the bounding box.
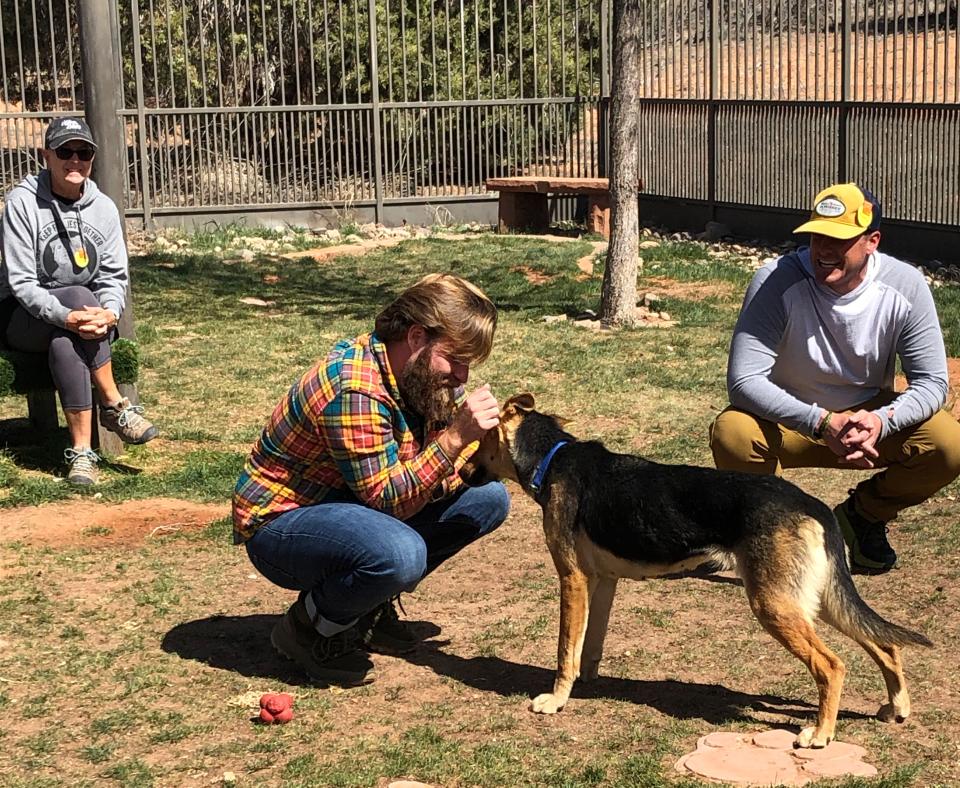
[834,494,897,574]
[64,447,99,486]
[271,593,375,686]
[361,597,418,655]
[99,397,158,445]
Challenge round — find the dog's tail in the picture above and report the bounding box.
[820,519,933,649]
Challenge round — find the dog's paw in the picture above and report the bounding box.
[794,726,831,749]
[530,693,565,714]
[876,703,908,724]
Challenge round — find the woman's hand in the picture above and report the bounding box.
[67,306,118,338]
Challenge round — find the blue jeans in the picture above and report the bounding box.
[245,482,510,624]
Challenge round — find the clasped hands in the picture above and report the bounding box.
[822,409,883,469]
[66,305,118,338]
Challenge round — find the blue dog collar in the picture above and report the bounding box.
[530,440,570,493]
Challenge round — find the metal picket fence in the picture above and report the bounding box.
[0,0,606,226]
[1,0,958,231]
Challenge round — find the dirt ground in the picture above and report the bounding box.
[1,479,959,785]
[0,498,228,548]
[0,253,958,783]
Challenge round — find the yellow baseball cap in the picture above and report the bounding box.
[793,182,882,240]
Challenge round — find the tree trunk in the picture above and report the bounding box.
[600,0,642,327]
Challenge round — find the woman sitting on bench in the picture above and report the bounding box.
[0,116,158,486]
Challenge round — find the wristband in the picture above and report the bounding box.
[813,410,833,439]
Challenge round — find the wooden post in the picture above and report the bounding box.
[587,194,611,239]
[26,391,60,431]
[79,0,138,456]
[498,192,550,234]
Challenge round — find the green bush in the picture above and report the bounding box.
[111,338,140,386]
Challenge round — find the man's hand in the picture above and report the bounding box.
[822,409,881,468]
[438,384,500,459]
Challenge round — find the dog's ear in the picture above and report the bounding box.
[504,393,536,413]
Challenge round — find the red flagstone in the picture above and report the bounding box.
[675,729,879,785]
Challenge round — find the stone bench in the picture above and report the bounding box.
[485,176,612,238]
[0,338,140,454]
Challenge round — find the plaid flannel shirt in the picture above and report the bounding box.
[232,332,467,542]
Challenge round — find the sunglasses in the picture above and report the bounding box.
[54,146,95,161]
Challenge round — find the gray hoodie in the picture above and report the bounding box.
[0,169,128,328]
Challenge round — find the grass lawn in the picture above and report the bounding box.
[0,230,958,786]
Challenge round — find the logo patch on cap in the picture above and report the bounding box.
[61,119,82,131]
[814,197,846,217]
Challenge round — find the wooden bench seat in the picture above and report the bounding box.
[485,176,611,238]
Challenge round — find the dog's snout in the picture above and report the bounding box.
[459,462,488,487]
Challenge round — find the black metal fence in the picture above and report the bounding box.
[1,0,958,234]
[1,0,605,227]
[636,0,960,228]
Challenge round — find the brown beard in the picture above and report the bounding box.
[398,348,457,429]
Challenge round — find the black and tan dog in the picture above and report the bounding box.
[461,393,932,748]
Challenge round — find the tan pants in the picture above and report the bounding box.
[709,391,960,523]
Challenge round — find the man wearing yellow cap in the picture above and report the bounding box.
[710,183,960,573]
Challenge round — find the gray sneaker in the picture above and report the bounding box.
[271,593,375,687]
[64,447,100,486]
[99,397,158,444]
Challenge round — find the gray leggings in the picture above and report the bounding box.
[4,285,112,411]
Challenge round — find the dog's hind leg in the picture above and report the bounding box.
[817,597,912,724]
[532,567,590,714]
[856,640,910,724]
[749,590,846,748]
[581,576,618,681]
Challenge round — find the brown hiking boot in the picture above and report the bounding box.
[360,596,418,655]
[271,593,375,686]
[99,397,158,445]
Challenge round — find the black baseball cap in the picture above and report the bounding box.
[44,117,98,151]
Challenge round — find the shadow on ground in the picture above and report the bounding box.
[402,639,851,728]
[132,235,602,326]
[162,614,312,686]
[162,614,875,729]
[161,613,441,687]
[0,416,144,477]
[0,417,71,474]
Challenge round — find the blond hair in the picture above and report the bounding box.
[375,273,497,364]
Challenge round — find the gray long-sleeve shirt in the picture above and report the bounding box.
[0,170,128,327]
[727,248,948,441]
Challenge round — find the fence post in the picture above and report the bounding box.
[78,0,139,454]
[600,0,611,100]
[707,0,719,220]
[599,0,610,177]
[839,0,851,182]
[130,0,154,231]
[368,0,384,223]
